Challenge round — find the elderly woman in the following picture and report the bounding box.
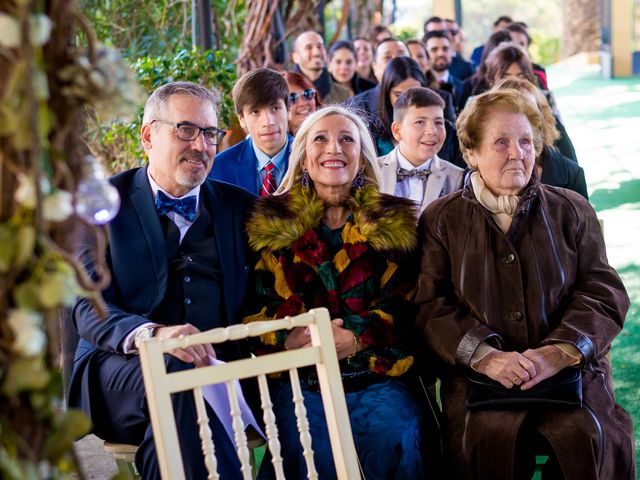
[492,77,587,198]
[244,105,425,479]
[415,90,635,480]
[281,71,322,134]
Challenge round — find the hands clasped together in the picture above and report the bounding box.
[475,345,575,389]
[284,318,357,360]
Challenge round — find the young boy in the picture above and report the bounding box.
[378,87,464,213]
[210,68,293,195]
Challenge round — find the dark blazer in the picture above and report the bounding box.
[449,54,475,81]
[68,167,255,413]
[540,145,588,199]
[209,135,293,195]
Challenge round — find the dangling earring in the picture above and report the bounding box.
[301,169,310,189]
[353,170,365,189]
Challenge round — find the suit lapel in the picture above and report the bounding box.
[233,140,259,194]
[202,181,237,325]
[130,167,167,306]
[379,148,399,195]
[422,156,447,212]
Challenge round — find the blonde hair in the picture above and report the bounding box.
[276,106,382,194]
[456,89,544,168]
[491,77,560,146]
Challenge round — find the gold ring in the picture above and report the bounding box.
[512,377,520,383]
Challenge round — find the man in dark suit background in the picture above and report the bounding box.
[423,31,464,112]
[68,82,254,479]
[210,68,293,196]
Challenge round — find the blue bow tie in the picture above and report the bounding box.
[155,190,197,222]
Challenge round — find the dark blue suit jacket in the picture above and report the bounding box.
[68,167,254,414]
[209,136,293,195]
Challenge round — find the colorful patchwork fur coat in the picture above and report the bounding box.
[243,184,419,377]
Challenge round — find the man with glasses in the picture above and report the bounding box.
[68,81,253,479]
[210,68,293,196]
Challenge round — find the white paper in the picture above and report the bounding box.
[201,356,265,444]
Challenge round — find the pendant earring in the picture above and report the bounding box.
[301,169,310,189]
[353,171,365,189]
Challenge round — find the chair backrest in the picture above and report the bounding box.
[139,307,361,480]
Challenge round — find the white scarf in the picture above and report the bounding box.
[470,171,520,233]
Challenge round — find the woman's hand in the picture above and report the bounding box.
[519,345,575,390]
[284,327,312,350]
[475,350,537,388]
[331,318,358,360]
[154,324,216,368]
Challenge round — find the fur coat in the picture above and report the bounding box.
[243,184,419,377]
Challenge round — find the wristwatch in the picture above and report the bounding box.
[134,325,158,349]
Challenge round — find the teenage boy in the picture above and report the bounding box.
[210,68,293,195]
[378,87,463,214]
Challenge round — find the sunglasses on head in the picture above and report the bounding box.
[289,89,316,104]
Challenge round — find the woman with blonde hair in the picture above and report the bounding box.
[244,105,427,479]
[492,77,587,198]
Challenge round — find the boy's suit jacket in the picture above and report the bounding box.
[378,148,464,214]
[210,135,293,194]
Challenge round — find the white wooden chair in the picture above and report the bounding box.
[139,307,361,480]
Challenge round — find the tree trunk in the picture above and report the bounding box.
[562,0,601,57]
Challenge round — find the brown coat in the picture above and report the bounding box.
[415,177,635,480]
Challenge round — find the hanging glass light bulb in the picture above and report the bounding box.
[75,155,121,224]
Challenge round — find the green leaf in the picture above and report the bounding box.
[13,282,41,310]
[13,225,36,269]
[1,357,50,396]
[43,410,91,462]
[0,224,16,273]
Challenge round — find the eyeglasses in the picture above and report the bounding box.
[151,119,227,146]
[289,89,317,104]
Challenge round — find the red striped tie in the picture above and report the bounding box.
[260,162,277,196]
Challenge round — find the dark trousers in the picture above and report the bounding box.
[88,351,242,479]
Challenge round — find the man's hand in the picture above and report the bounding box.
[154,324,216,368]
[475,350,537,388]
[519,345,574,390]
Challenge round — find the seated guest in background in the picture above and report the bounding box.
[354,36,377,83]
[281,71,322,135]
[346,37,409,117]
[445,18,475,81]
[406,39,431,75]
[292,30,351,104]
[374,56,426,155]
[485,42,578,163]
[68,82,254,479]
[415,89,635,480]
[457,29,513,109]
[484,42,539,87]
[470,14,513,68]
[210,68,292,196]
[424,16,474,82]
[371,37,410,83]
[244,105,425,479]
[328,40,376,97]
[492,77,587,198]
[423,31,463,111]
[370,24,393,48]
[372,57,462,167]
[379,87,464,214]
[506,22,549,89]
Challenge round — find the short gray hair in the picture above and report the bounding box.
[276,105,382,194]
[142,82,221,124]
